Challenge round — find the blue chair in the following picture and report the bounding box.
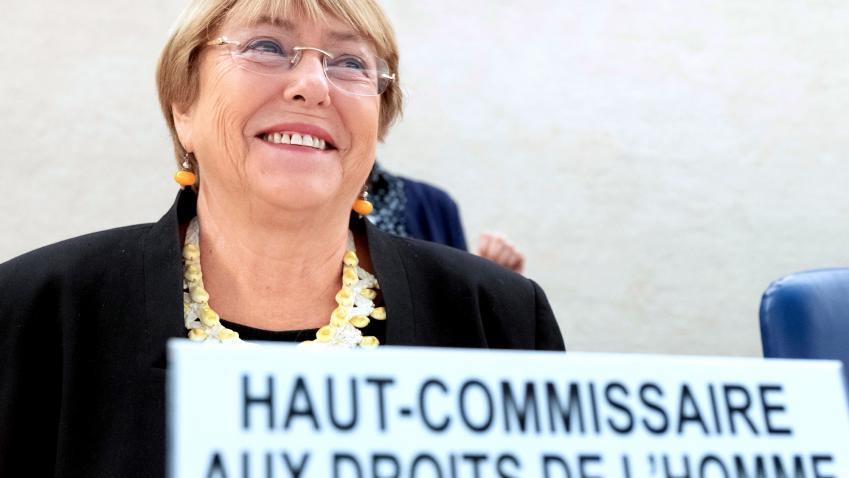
[760,268,849,384]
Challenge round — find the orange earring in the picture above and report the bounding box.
[174,152,197,187]
[352,186,373,216]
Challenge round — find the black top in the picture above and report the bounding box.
[0,189,564,477]
[217,317,386,343]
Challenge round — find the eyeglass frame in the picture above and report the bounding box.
[206,36,396,97]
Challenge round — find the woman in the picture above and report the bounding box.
[0,0,564,475]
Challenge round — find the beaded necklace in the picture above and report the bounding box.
[181,217,385,347]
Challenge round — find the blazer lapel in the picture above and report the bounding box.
[362,219,416,345]
[143,190,192,370]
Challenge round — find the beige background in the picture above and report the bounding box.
[2,1,848,356]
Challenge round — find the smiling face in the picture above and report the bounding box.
[172,14,381,214]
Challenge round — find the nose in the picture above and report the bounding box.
[282,48,331,107]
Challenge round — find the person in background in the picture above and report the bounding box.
[369,162,525,273]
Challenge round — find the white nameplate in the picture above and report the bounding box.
[168,340,849,477]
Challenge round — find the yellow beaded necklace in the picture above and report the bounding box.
[181,217,385,347]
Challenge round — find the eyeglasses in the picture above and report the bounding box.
[207,35,395,97]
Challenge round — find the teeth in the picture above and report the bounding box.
[263,132,327,150]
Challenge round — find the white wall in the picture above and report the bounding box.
[2,1,848,356]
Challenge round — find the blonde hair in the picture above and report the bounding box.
[156,0,402,169]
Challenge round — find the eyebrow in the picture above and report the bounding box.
[252,17,366,44]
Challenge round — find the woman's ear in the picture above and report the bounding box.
[172,102,194,152]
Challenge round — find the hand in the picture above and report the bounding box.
[475,232,525,274]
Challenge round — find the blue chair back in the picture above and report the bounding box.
[760,268,849,384]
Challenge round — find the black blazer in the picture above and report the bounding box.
[0,190,564,477]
